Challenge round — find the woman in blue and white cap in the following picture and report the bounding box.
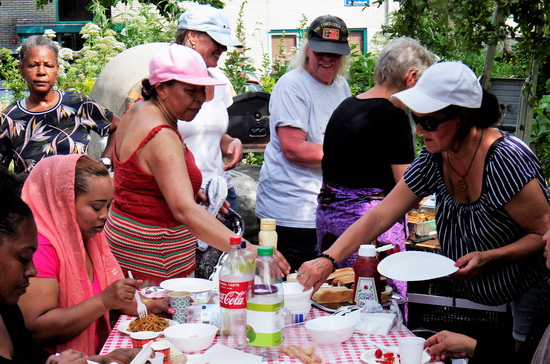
[298,62,549,348]
[175,5,245,279]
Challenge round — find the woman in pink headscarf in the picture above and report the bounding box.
[18,154,170,355]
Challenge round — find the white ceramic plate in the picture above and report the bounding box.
[160,278,215,293]
[361,348,430,364]
[118,318,178,335]
[377,251,458,281]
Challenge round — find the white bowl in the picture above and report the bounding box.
[305,316,357,345]
[160,278,215,293]
[283,282,313,306]
[163,323,218,352]
[284,302,312,319]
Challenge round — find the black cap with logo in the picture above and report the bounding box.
[307,15,350,56]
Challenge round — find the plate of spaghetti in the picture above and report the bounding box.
[118,314,178,335]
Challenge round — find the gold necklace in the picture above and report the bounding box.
[446,129,485,191]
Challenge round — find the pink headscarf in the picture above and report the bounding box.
[21,154,123,355]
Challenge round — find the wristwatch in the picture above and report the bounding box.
[100,157,112,168]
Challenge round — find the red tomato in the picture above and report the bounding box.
[375,349,383,359]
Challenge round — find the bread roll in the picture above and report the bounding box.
[331,273,354,287]
[312,286,354,304]
[327,267,354,281]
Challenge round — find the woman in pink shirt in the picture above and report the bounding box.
[18,154,170,355]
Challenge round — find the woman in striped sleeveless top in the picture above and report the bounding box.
[105,44,290,286]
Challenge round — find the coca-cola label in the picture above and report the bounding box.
[219,280,250,309]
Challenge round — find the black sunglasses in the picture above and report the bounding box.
[312,51,342,59]
[411,113,456,132]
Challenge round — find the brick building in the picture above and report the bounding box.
[0,0,92,51]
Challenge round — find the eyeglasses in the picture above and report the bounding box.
[312,51,342,59]
[411,113,456,132]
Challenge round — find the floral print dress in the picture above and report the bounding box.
[0,90,113,173]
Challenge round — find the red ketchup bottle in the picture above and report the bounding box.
[352,244,382,306]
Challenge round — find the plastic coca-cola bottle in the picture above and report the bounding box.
[219,236,254,349]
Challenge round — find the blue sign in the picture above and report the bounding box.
[345,0,369,5]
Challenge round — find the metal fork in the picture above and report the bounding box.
[128,271,148,319]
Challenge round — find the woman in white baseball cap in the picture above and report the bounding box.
[175,5,245,278]
[298,61,549,348]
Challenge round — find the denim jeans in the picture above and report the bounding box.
[226,187,238,212]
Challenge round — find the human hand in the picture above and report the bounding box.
[145,297,174,317]
[245,242,291,278]
[223,138,243,171]
[196,188,209,206]
[100,278,138,310]
[424,330,476,361]
[453,251,489,280]
[46,349,88,364]
[92,348,140,364]
[297,258,334,292]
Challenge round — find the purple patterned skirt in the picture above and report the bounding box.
[316,180,409,304]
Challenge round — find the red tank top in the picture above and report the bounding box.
[111,124,202,227]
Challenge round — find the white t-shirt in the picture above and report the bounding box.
[178,68,235,189]
[256,67,351,228]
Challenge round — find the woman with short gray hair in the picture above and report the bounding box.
[316,37,436,305]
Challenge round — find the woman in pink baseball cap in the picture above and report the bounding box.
[104,44,290,285]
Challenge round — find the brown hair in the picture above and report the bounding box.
[141,78,177,100]
[442,89,502,145]
[74,155,110,197]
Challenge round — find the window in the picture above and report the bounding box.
[349,30,367,54]
[270,31,302,63]
[58,0,93,22]
[269,28,367,64]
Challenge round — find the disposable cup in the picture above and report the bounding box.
[151,341,170,364]
[130,331,158,348]
[398,336,425,364]
[147,352,164,364]
[283,282,312,306]
[168,291,191,324]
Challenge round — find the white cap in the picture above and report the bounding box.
[391,61,482,114]
[177,5,242,48]
[358,244,377,257]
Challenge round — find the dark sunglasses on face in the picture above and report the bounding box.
[411,113,456,132]
[312,51,342,59]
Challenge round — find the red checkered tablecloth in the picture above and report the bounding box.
[101,308,433,363]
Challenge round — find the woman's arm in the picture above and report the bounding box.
[220,134,243,171]
[298,179,421,291]
[454,179,550,279]
[277,126,323,168]
[18,277,137,345]
[142,128,291,274]
[100,114,121,160]
[391,164,410,184]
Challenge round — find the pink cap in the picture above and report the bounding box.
[149,44,225,87]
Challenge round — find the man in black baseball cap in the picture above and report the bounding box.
[307,15,351,56]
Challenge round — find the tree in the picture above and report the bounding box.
[376,0,549,96]
[376,0,550,173]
